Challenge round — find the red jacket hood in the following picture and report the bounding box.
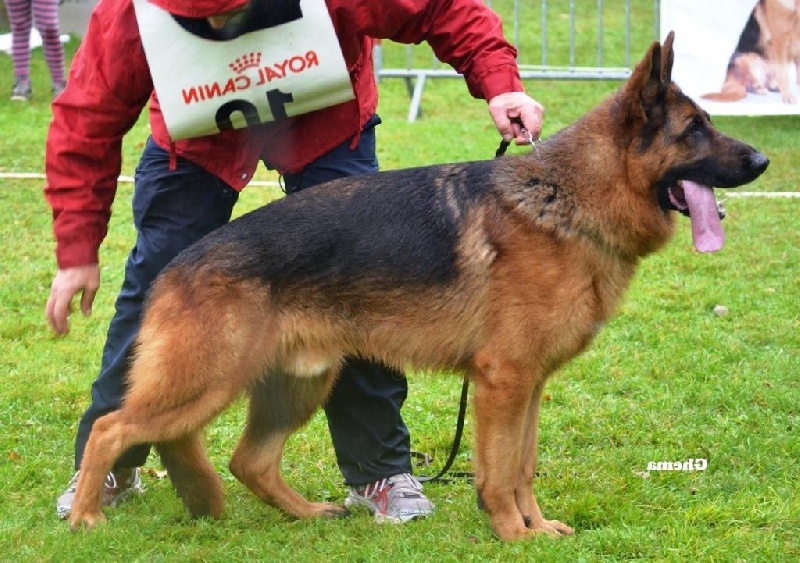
[147,0,250,18]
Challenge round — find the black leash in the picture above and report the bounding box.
[495,137,513,158]
[414,375,472,483]
[496,118,537,158]
[413,131,526,484]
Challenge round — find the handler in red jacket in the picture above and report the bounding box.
[46,0,544,523]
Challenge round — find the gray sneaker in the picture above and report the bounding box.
[11,78,31,102]
[345,473,434,523]
[56,468,144,520]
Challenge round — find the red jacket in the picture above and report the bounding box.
[45,0,524,269]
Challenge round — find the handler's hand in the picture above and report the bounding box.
[488,91,545,144]
[46,265,100,335]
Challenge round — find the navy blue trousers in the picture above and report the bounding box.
[74,116,412,485]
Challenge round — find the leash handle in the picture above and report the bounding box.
[495,138,512,158]
[495,117,536,158]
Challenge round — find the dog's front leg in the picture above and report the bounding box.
[472,357,541,540]
[515,380,574,536]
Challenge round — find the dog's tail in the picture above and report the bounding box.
[702,77,747,102]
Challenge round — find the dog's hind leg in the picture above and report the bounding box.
[68,410,134,529]
[515,381,573,537]
[69,284,267,529]
[229,368,347,519]
[156,432,224,519]
[69,387,238,530]
[70,373,243,530]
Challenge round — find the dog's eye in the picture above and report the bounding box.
[681,114,707,139]
[690,115,705,130]
[676,114,707,142]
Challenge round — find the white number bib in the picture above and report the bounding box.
[133,0,355,140]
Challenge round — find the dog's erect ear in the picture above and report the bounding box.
[631,39,660,92]
[619,31,676,125]
[619,38,661,122]
[660,31,675,83]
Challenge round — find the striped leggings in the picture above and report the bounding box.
[5,0,65,84]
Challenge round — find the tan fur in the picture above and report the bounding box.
[68,34,767,540]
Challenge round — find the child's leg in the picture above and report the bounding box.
[6,0,34,82]
[32,0,66,87]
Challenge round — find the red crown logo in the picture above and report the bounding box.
[229,52,262,74]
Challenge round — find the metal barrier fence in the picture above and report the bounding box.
[374,0,662,121]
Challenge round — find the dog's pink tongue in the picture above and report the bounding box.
[683,180,724,252]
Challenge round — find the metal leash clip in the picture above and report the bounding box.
[521,128,538,153]
[521,128,533,144]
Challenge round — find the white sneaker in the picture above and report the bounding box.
[56,468,144,520]
[345,473,434,523]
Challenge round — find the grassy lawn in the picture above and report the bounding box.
[1,5,799,562]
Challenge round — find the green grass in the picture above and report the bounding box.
[2,8,799,562]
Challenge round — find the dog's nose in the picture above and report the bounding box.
[749,151,769,174]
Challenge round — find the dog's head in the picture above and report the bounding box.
[617,31,769,252]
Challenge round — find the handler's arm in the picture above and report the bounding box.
[352,0,544,141]
[44,0,152,334]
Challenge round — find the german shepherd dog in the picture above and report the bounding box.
[68,33,768,540]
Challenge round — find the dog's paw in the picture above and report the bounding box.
[310,502,349,519]
[527,517,574,537]
[491,515,553,541]
[68,510,106,531]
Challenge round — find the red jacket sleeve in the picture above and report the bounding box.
[329,0,523,101]
[44,0,153,269]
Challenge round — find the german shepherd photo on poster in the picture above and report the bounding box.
[702,0,800,104]
[67,32,768,541]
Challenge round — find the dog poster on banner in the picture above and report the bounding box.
[661,0,800,115]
